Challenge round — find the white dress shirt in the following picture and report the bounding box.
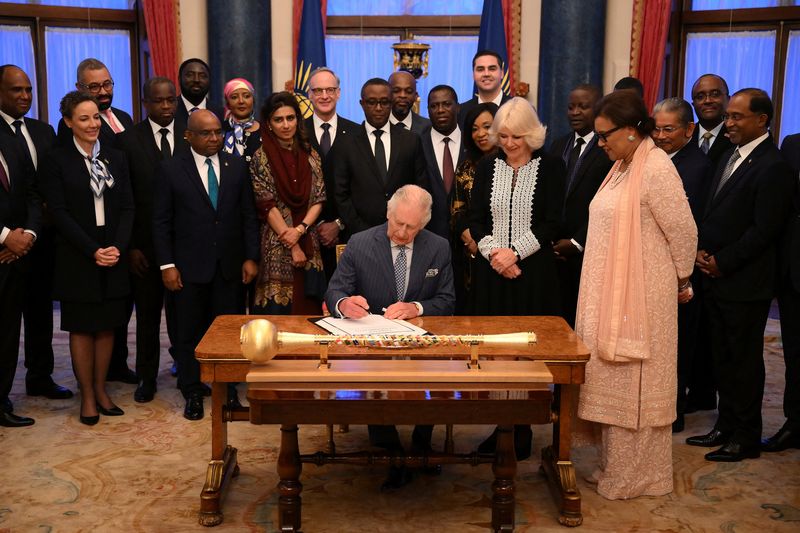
[730,132,769,174]
[73,137,106,227]
[572,131,594,157]
[364,120,392,170]
[697,121,724,150]
[148,118,175,156]
[312,113,338,146]
[430,126,461,181]
[389,112,413,130]
[0,109,37,169]
[479,91,504,106]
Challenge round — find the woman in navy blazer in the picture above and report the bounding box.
[38,91,134,425]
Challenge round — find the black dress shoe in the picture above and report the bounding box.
[107,367,138,384]
[134,381,157,403]
[97,404,124,416]
[380,465,413,491]
[80,414,100,426]
[184,394,204,421]
[761,425,800,452]
[705,441,760,462]
[27,382,74,399]
[1,397,12,413]
[686,429,729,447]
[672,414,685,434]
[0,410,35,427]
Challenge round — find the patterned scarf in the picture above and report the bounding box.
[223,116,254,156]
[86,141,115,198]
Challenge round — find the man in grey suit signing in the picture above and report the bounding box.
[324,184,455,489]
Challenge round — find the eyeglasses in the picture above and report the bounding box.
[692,89,725,102]
[652,125,683,134]
[79,80,114,94]
[190,128,222,138]
[309,87,338,96]
[363,98,391,108]
[595,125,622,143]
[722,113,759,122]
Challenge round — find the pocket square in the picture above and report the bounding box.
[425,268,439,278]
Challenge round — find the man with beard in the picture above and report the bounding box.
[691,74,734,169]
[0,65,71,403]
[117,77,187,403]
[458,50,511,129]
[388,70,430,136]
[175,58,224,124]
[56,58,133,149]
[548,84,611,329]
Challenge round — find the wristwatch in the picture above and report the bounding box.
[334,218,345,231]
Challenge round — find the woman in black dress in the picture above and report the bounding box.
[468,96,564,316]
[38,91,134,425]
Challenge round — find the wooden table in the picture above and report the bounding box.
[195,315,590,528]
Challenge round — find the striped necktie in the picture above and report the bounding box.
[394,245,407,301]
[714,148,741,198]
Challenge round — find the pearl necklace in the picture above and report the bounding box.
[608,162,631,189]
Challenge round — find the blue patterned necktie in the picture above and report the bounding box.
[394,245,407,301]
[700,131,713,154]
[206,158,218,209]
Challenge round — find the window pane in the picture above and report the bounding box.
[44,26,132,124]
[683,31,775,104]
[781,30,800,143]
[324,35,397,121]
[691,0,796,9]
[2,0,134,8]
[327,0,482,15]
[0,24,38,119]
[415,35,479,114]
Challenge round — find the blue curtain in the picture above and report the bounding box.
[44,27,132,124]
[0,24,38,119]
[781,31,800,142]
[2,0,133,7]
[414,35,479,113]
[691,0,795,9]
[327,0,481,15]
[683,30,775,103]
[324,35,397,122]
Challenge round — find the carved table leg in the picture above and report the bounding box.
[492,425,516,532]
[198,381,237,527]
[278,424,303,532]
[541,384,582,527]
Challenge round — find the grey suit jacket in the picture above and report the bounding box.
[324,223,455,316]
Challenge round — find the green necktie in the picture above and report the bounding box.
[205,158,218,209]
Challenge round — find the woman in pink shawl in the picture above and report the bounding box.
[576,90,697,499]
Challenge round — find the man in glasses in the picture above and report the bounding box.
[690,74,733,169]
[333,77,427,239]
[152,110,259,420]
[303,67,358,279]
[57,58,133,150]
[651,97,712,433]
[388,70,430,136]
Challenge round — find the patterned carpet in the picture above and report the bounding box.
[1,313,798,533]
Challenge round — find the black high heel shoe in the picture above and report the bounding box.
[96,404,124,416]
[80,413,100,425]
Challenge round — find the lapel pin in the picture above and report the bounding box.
[224,161,228,167]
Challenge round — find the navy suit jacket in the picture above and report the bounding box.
[670,140,712,223]
[57,106,134,149]
[780,134,800,291]
[0,117,56,172]
[458,94,511,130]
[118,119,188,259]
[324,223,455,316]
[420,126,466,239]
[333,123,428,237]
[699,136,795,301]
[152,150,259,284]
[691,123,733,173]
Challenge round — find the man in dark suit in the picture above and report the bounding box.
[175,58,224,124]
[458,50,511,129]
[0,135,42,427]
[690,74,734,170]
[763,133,800,451]
[153,110,259,420]
[548,84,611,329]
[118,77,186,403]
[303,67,359,278]
[56,58,134,150]
[0,64,71,401]
[325,184,455,489]
[333,78,428,239]
[420,85,464,240]
[686,89,795,462]
[652,97,713,432]
[388,70,431,135]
